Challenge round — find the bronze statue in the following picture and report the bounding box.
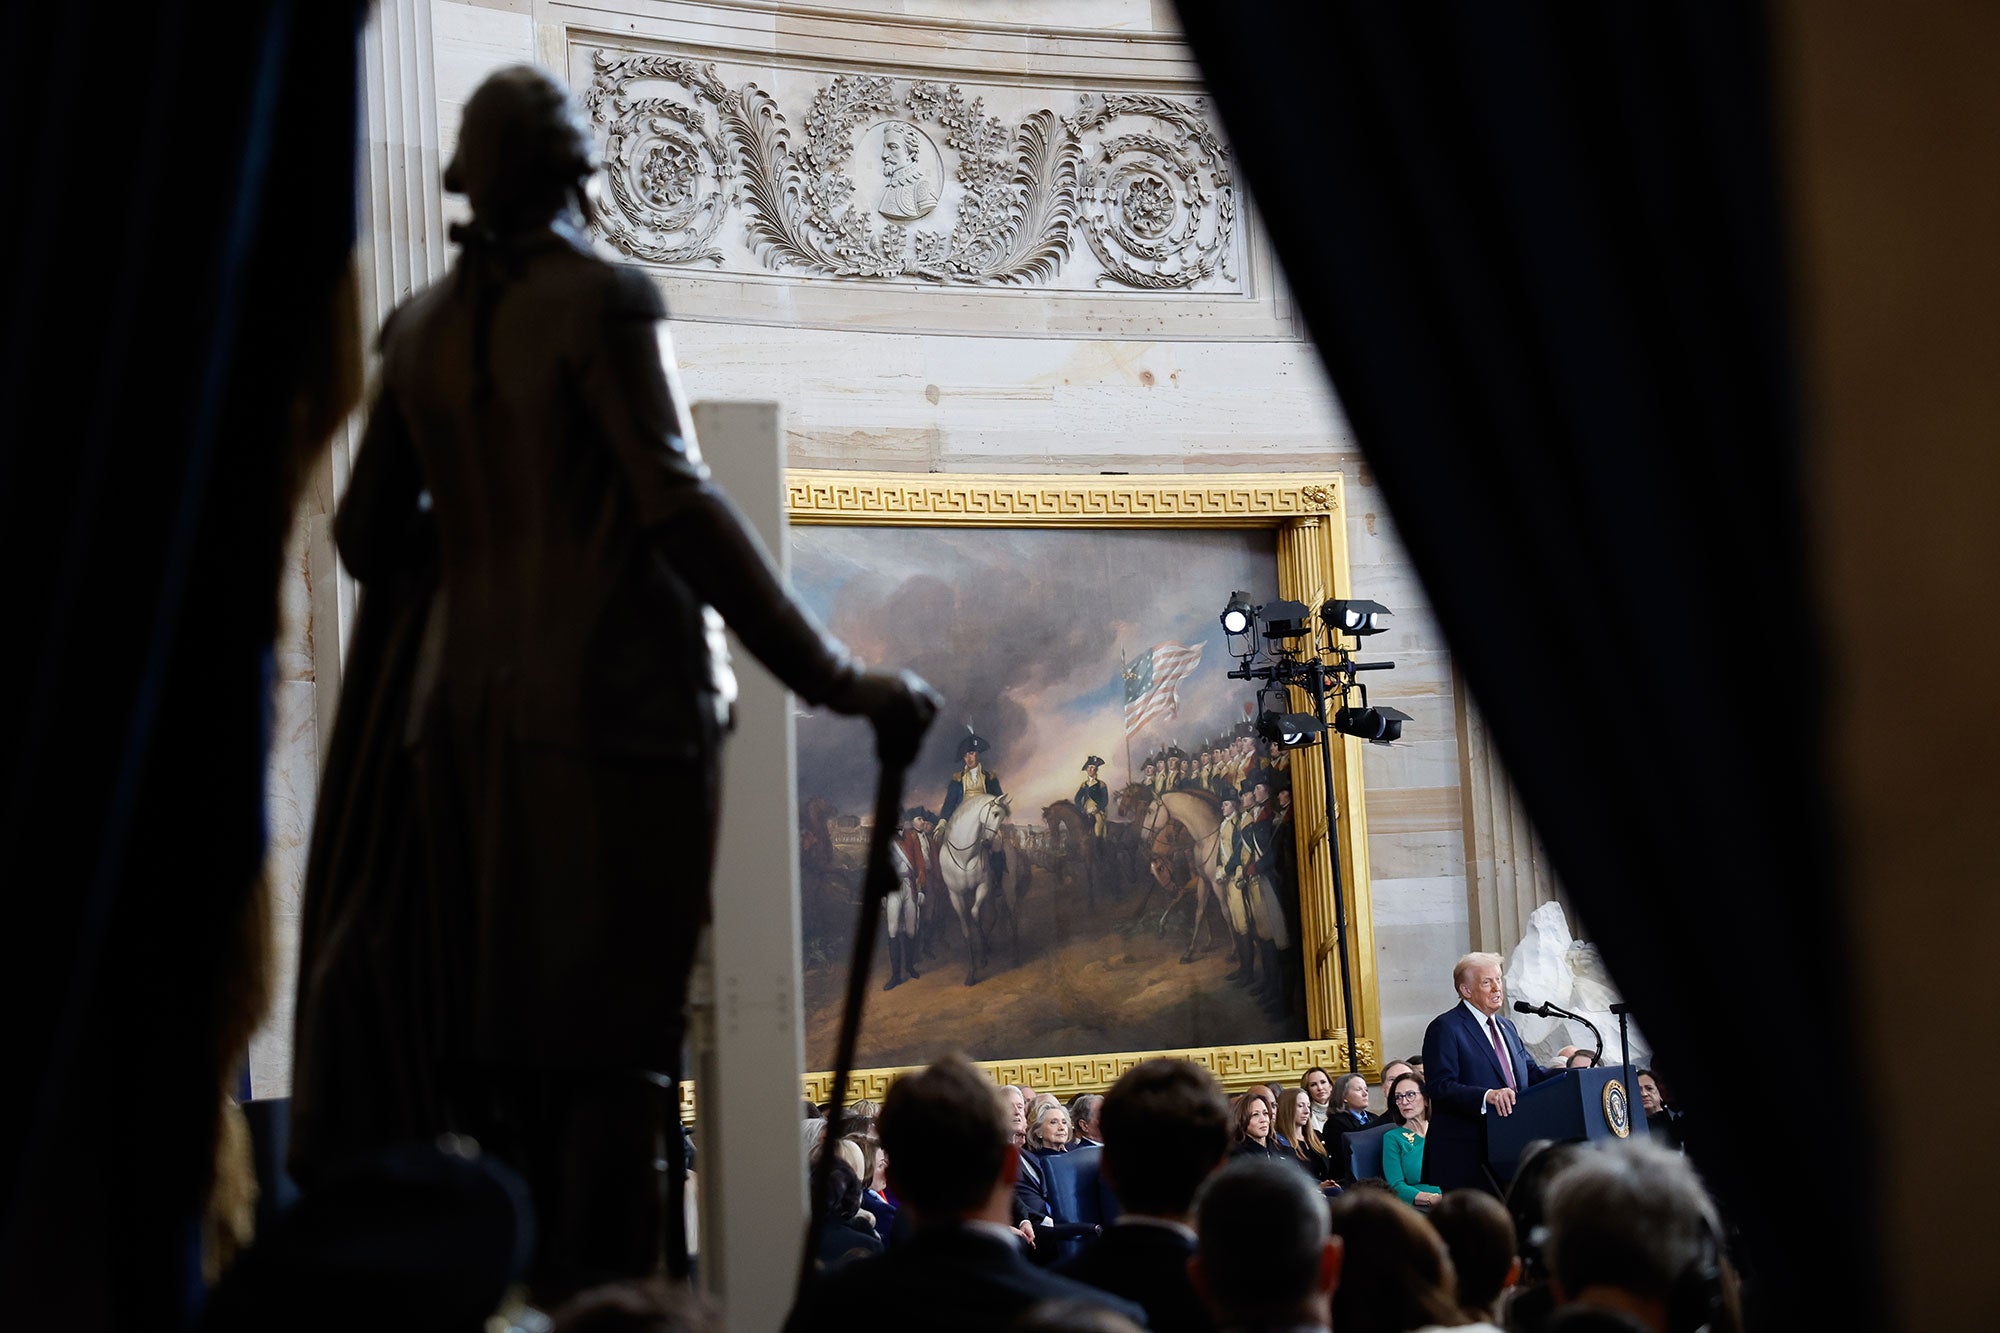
[290,66,934,1297]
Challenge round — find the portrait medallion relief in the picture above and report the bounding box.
[862,120,943,222]
[585,51,1242,288]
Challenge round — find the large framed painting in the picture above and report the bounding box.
[788,471,1382,1103]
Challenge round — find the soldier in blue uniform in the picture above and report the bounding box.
[937,727,1006,892]
[1074,755,1110,837]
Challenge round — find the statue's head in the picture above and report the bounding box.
[445,66,598,229]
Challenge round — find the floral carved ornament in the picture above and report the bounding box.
[584,50,1238,290]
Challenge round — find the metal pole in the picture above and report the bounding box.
[1310,663,1360,1077]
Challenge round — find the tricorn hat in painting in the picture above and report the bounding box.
[960,724,990,755]
[1082,755,1106,770]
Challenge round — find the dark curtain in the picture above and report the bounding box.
[0,2,366,1325]
[1174,2,1869,1325]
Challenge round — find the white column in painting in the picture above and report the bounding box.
[690,401,810,1333]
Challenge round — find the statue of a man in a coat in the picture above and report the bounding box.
[289,66,934,1300]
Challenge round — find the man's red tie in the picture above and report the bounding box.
[1488,1017,1517,1090]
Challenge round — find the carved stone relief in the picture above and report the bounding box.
[584,48,1240,292]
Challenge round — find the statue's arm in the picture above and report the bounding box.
[333,379,429,584]
[580,271,909,719]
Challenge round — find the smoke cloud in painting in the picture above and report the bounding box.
[792,525,1277,815]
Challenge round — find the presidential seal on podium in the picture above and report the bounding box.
[1603,1079,1634,1138]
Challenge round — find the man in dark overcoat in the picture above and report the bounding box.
[292,66,932,1297]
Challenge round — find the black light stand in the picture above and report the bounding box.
[1220,597,1406,1080]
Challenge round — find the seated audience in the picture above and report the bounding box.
[1002,1084,1030,1145]
[1321,1059,1410,1186]
[1190,1159,1341,1333]
[801,1117,827,1162]
[1324,1188,1468,1333]
[1563,1049,1599,1070]
[811,1159,884,1272]
[782,1055,1144,1333]
[1429,1191,1521,1327]
[1227,1088,1286,1160]
[852,1135,900,1245]
[1635,1070,1682,1152]
[1541,1140,1741,1333]
[1407,1056,1426,1078]
[1029,1103,1074,1155]
[1382,1073,1444,1208]
[1326,1072,1383,1136]
[1059,1058,1232,1333]
[1070,1093,1106,1147]
[1379,1060,1415,1121]
[1274,1085,1337,1186]
[1302,1065,1338,1135]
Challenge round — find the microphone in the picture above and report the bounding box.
[1515,998,1604,1065]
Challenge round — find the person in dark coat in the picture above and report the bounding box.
[289,65,934,1299]
[785,1056,1145,1333]
[1060,1059,1231,1333]
[1421,952,1561,1195]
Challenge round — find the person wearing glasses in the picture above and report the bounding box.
[1382,1073,1444,1209]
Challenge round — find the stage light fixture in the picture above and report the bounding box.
[1219,592,1254,637]
[1257,709,1325,748]
[1333,704,1413,745]
[1322,598,1393,637]
[1259,598,1312,643]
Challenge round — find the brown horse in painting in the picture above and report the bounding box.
[1120,784,1238,962]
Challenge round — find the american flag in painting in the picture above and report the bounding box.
[1123,642,1205,738]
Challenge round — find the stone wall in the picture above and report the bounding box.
[248,0,1507,1093]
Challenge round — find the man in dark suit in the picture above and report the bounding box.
[786,1056,1146,1333]
[1058,1059,1231,1333]
[1421,952,1561,1194]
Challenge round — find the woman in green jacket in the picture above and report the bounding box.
[1381,1072,1443,1208]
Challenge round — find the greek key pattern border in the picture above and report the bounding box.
[787,471,1337,528]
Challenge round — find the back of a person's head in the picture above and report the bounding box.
[1429,1189,1518,1317]
[1325,1187,1463,1333]
[878,1054,1008,1219]
[1544,1140,1721,1310]
[550,1278,715,1333]
[815,1159,864,1223]
[1507,1139,1585,1283]
[1010,1299,1145,1333]
[1193,1158,1330,1324]
[1099,1058,1231,1215]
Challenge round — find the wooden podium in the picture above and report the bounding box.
[1485,1066,1636,1182]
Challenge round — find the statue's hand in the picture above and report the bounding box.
[831,668,940,767]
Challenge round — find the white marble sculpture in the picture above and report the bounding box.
[1503,901,1651,1070]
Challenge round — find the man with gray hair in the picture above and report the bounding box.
[1189,1158,1342,1332]
[1543,1140,1739,1333]
[1421,950,1560,1192]
[1069,1092,1105,1147]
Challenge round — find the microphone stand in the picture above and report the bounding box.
[1611,1002,1635,1106]
[798,712,931,1300]
[1527,999,1603,1067]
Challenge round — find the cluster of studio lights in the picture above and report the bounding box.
[1217,589,1405,1081]
[1220,593,1411,749]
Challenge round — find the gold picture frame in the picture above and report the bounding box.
[775,469,1384,1109]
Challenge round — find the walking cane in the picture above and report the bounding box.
[797,706,933,1297]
